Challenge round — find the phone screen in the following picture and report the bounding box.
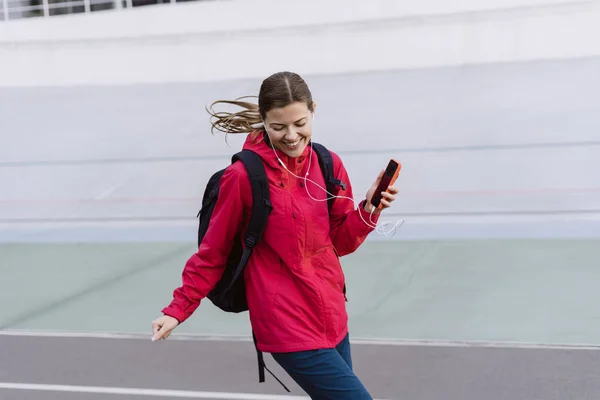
[371,160,399,208]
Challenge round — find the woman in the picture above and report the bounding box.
[151,71,399,399]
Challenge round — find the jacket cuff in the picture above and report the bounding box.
[358,200,380,228]
[161,306,185,324]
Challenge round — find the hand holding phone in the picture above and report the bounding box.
[367,159,401,212]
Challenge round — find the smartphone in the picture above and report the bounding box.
[370,159,401,210]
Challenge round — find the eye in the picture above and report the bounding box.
[273,126,284,131]
[295,122,306,127]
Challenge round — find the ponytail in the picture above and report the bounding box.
[206,97,264,137]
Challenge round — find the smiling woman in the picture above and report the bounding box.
[262,102,313,157]
[206,71,316,158]
[152,71,399,400]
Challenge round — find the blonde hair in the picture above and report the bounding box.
[206,72,314,141]
[206,96,264,139]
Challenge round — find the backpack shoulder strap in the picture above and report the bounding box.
[230,149,272,268]
[311,142,346,211]
[231,150,289,392]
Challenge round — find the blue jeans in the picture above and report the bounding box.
[271,333,373,400]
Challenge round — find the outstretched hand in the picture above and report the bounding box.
[151,315,179,341]
[365,170,399,214]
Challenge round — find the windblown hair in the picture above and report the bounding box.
[206,71,314,139]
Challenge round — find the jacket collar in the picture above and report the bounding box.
[242,131,311,171]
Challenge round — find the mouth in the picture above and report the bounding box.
[282,138,302,150]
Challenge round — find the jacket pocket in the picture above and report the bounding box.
[331,246,347,301]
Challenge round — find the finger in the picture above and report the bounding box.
[387,186,399,195]
[163,324,176,340]
[152,322,161,335]
[381,191,396,201]
[152,326,167,341]
[380,199,391,208]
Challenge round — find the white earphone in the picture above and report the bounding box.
[263,115,404,237]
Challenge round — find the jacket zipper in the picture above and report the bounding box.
[285,165,329,343]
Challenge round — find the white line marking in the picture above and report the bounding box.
[0,383,310,399]
[349,337,600,350]
[2,329,600,350]
[0,383,394,400]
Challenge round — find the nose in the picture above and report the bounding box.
[284,129,299,141]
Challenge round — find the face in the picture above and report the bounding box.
[263,101,314,158]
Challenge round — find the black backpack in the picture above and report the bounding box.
[196,142,346,392]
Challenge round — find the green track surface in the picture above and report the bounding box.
[2,239,599,345]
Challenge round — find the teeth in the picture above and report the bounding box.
[284,140,300,148]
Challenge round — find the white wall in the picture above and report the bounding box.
[1,56,600,242]
[1,0,600,86]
